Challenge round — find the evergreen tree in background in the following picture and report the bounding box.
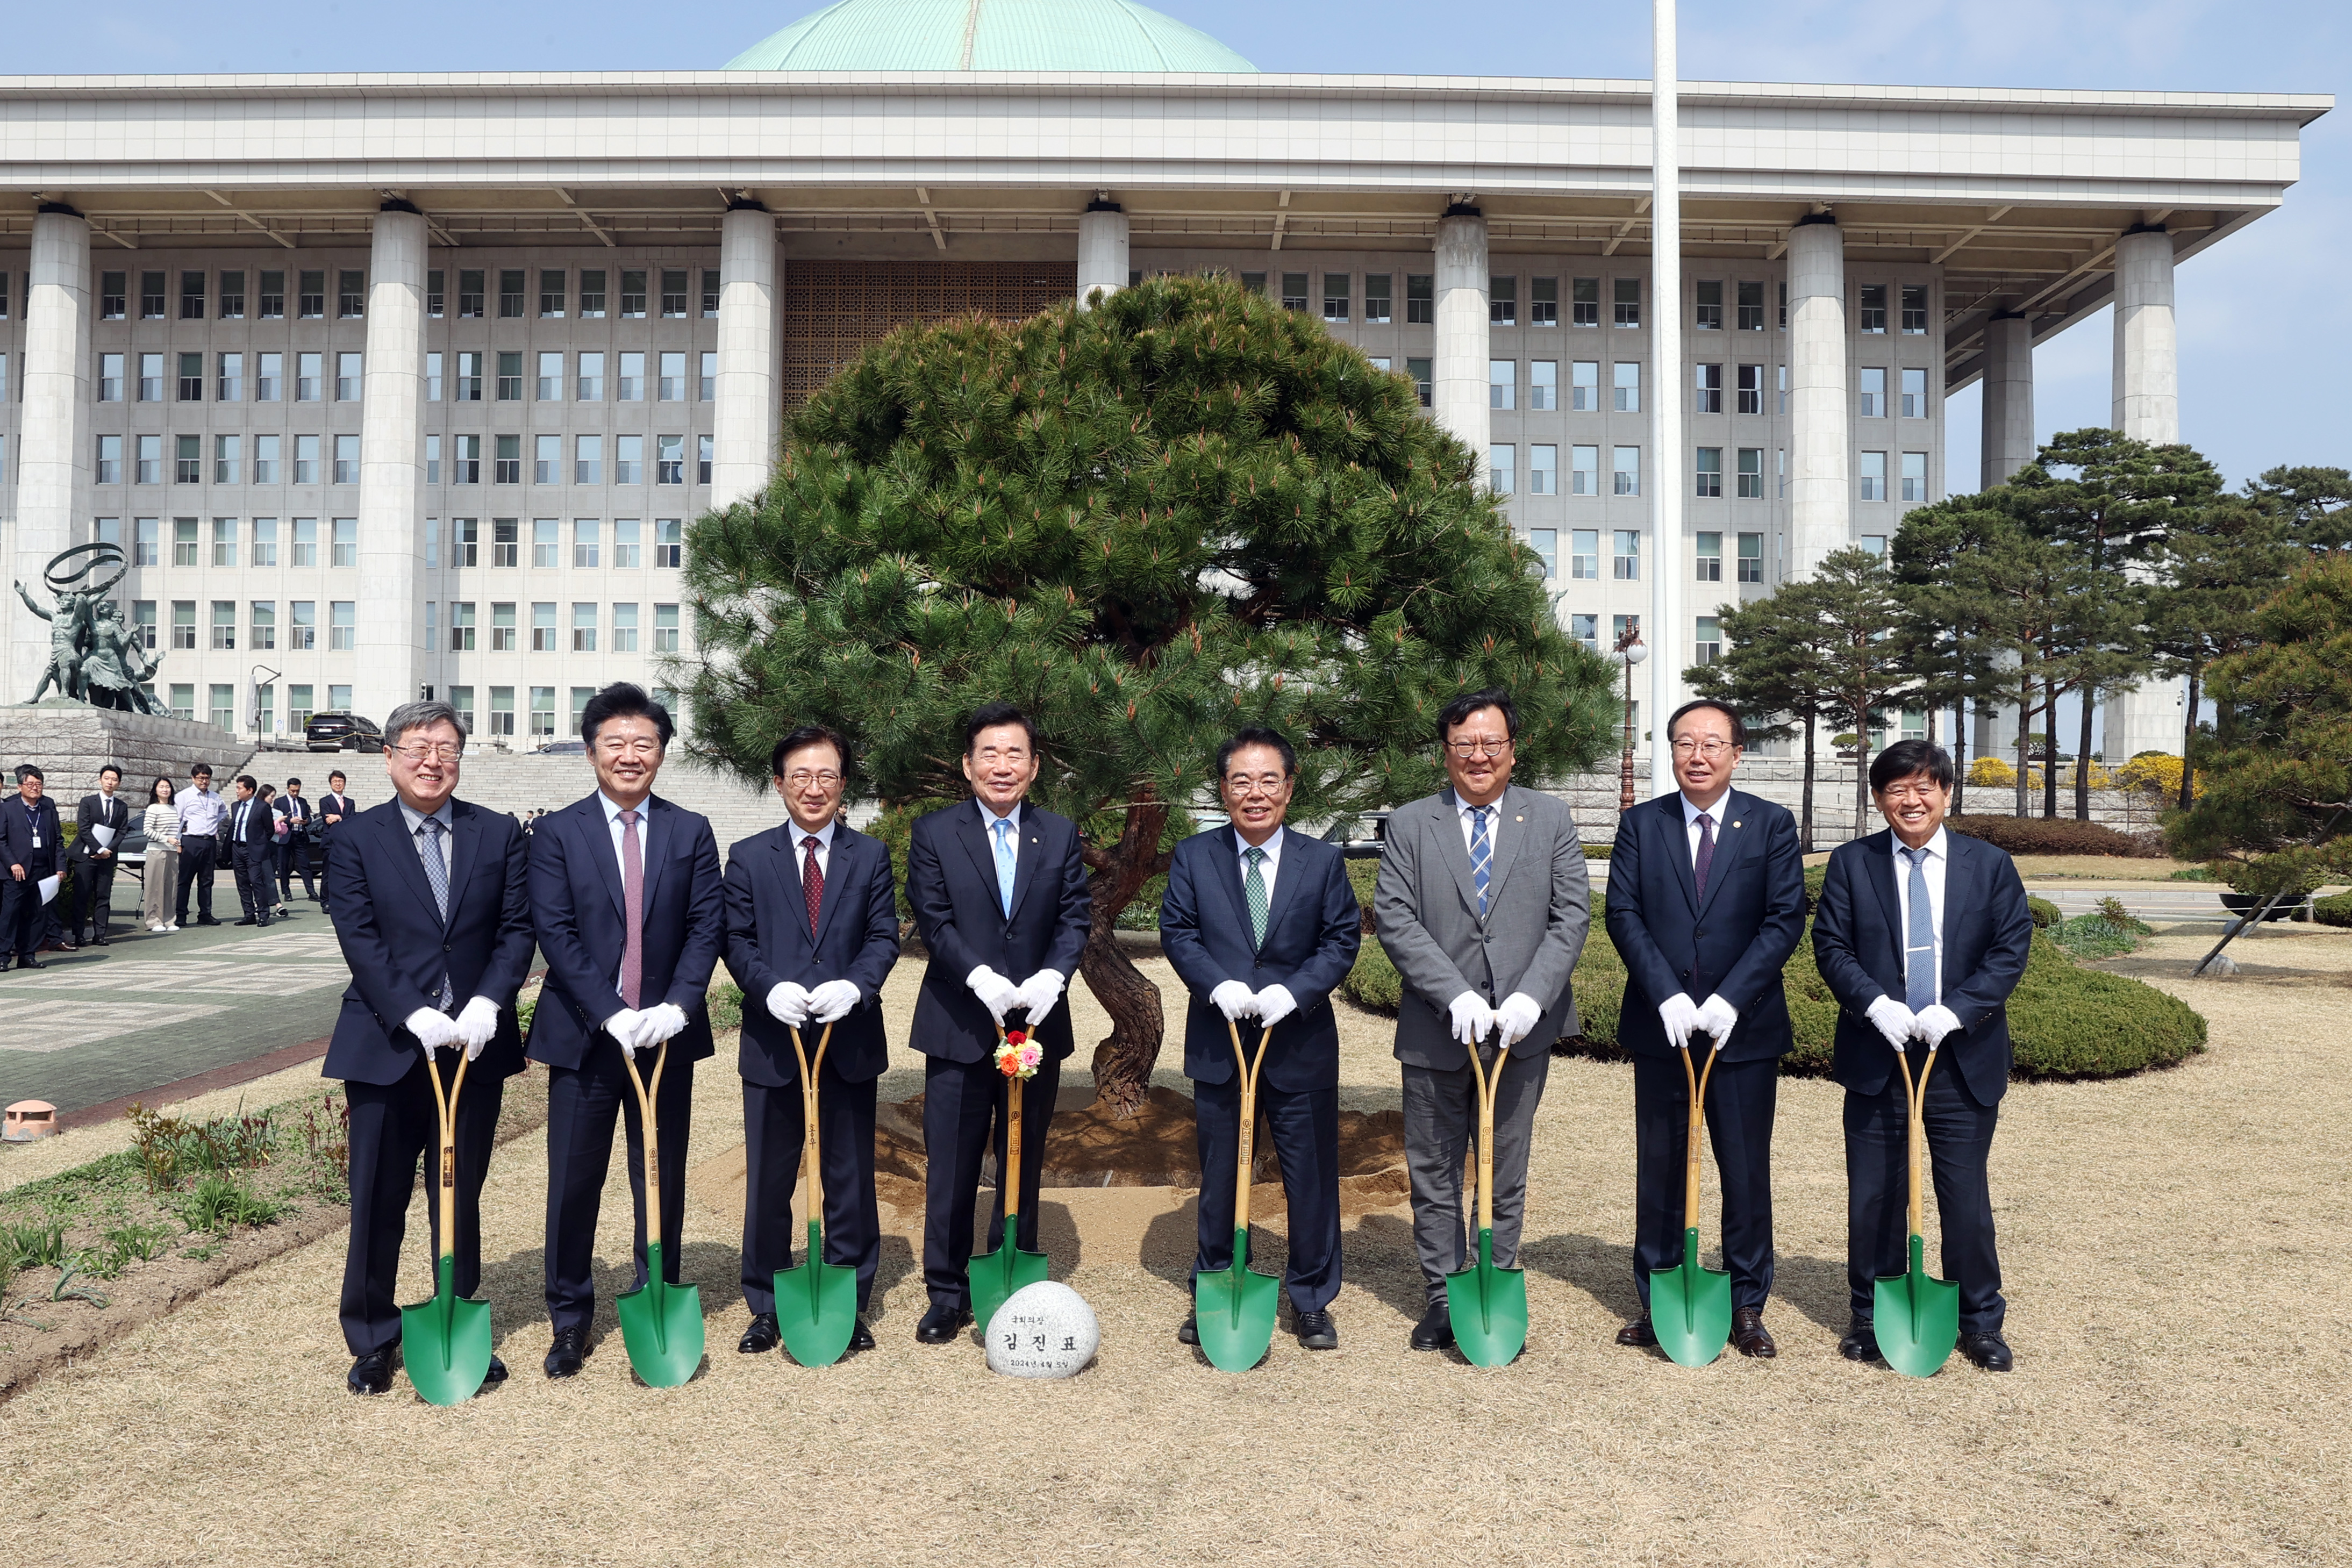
[2149,496,2304,810]
[1685,582,1821,848]
[678,275,1615,1112]
[1806,549,1912,837]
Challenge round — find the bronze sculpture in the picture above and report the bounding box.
[13,542,167,713]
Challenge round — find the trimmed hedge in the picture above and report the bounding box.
[2028,894,2063,929]
[1342,891,2205,1079]
[2315,892,2352,929]
[1944,814,2161,858]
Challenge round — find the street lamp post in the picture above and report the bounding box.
[1611,627,1649,812]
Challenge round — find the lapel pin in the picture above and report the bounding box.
[1733,820,1742,828]
[1515,815,1524,822]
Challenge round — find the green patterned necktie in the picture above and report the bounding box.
[1243,845,1269,948]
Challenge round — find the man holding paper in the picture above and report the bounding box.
[68,765,133,947]
[1,765,65,972]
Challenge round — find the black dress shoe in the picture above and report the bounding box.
[916,1304,973,1344]
[1616,1315,1657,1348]
[544,1326,592,1378]
[483,1354,509,1386]
[197,915,223,926]
[1959,1330,2014,1372]
[1177,1312,1199,1347]
[851,1318,876,1352]
[255,917,271,928]
[233,917,256,927]
[91,936,110,947]
[1732,1307,1778,1359]
[1293,1309,1339,1350]
[1409,1302,1455,1352]
[738,1313,780,1354]
[1839,1320,1881,1362]
[347,1350,395,1395]
[13,958,42,971]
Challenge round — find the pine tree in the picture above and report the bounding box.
[1685,582,1821,848]
[1806,549,1913,837]
[2149,497,2301,809]
[1888,498,2010,817]
[679,275,1617,1112]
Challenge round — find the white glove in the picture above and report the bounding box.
[1013,969,1066,1026]
[1658,992,1704,1050]
[1253,985,1299,1029]
[1865,996,1917,1052]
[637,1001,690,1047]
[1912,1004,1963,1046]
[453,996,501,1060]
[1210,980,1260,1022]
[766,982,812,1028]
[1696,993,1740,1044]
[1447,990,1495,1046]
[806,979,861,1025]
[1493,991,1543,1046]
[404,1006,459,1057]
[966,965,1023,1024]
[604,1007,645,1057]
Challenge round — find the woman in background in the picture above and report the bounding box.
[141,777,181,933]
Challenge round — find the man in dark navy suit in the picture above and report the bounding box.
[1605,699,1806,1357]
[324,700,537,1395]
[1813,738,2033,1373]
[904,701,1092,1344]
[0,766,65,972]
[526,683,724,1380]
[316,769,355,914]
[224,774,278,927]
[722,724,902,1356]
[66,764,132,947]
[1160,727,1362,1350]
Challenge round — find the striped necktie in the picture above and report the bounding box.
[1468,806,1492,917]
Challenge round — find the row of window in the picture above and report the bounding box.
[425,435,711,486]
[428,351,717,404]
[95,515,688,571]
[90,349,725,406]
[1236,270,1929,334]
[166,682,660,741]
[1487,445,1932,502]
[88,267,723,325]
[1561,614,1731,665]
[1483,360,1932,417]
[1527,529,1767,584]
[93,432,714,486]
[147,598,681,655]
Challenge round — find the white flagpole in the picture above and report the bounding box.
[1648,0,1683,800]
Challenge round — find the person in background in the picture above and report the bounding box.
[67,764,134,947]
[316,769,354,914]
[226,776,275,928]
[175,763,226,927]
[141,778,181,933]
[1,765,66,972]
[13,764,71,953]
[276,776,318,911]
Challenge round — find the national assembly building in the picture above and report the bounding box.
[0,0,2328,756]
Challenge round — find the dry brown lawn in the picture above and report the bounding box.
[4,930,2348,1566]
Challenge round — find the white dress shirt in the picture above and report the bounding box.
[977,798,1023,868]
[1450,790,1503,861]
[790,816,838,887]
[1891,827,1949,1006]
[599,791,651,883]
[395,797,455,878]
[1681,791,1730,868]
[1234,824,1284,906]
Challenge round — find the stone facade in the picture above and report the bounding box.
[0,700,256,800]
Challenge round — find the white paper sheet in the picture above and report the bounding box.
[92,824,118,848]
[37,874,59,905]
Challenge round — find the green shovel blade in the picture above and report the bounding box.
[1193,1225,1280,1373]
[776,1217,860,1369]
[1648,1226,1733,1369]
[398,1254,493,1407]
[1445,1228,1530,1367]
[1872,1233,1960,1379]
[969,1216,1049,1333]
[615,1240,705,1388]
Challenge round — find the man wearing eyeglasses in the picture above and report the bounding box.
[1374,688,1591,1355]
[722,724,902,1357]
[1603,699,1805,1358]
[324,699,537,1395]
[525,682,724,1380]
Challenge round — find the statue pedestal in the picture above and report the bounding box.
[0,702,252,800]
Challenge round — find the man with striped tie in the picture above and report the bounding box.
[1374,690,1591,1353]
[1812,739,2033,1372]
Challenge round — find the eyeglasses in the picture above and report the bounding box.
[1671,739,1737,758]
[1223,774,1289,798]
[1876,785,1945,804]
[1444,739,1513,759]
[596,738,663,758]
[973,747,1032,766]
[389,743,462,764]
[785,770,843,790]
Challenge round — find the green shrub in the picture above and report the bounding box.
[179,1175,291,1235]
[2027,894,2063,929]
[1583,842,1612,860]
[2009,934,2206,1073]
[2050,914,2144,960]
[1945,814,2159,857]
[707,982,744,1031]
[2169,865,2219,883]
[1803,864,1827,915]
[2315,892,2352,928]
[1342,936,1403,1014]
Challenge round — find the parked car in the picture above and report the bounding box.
[537,740,586,755]
[306,712,384,752]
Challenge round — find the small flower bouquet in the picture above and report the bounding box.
[994,1027,1042,1080]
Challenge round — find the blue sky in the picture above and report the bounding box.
[19,0,2346,494]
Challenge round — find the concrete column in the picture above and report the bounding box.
[11,206,92,704]
[712,203,782,509]
[1076,199,1128,310]
[2112,226,2178,444]
[353,204,428,729]
[1979,312,2035,488]
[1786,215,1848,578]
[1431,207,1489,460]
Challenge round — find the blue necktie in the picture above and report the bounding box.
[993,817,1016,917]
[1903,846,1936,1013]
[419,816,454,1008]
[1469,806,1491,918]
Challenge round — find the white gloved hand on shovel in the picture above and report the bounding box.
[1865,996,1917,1051]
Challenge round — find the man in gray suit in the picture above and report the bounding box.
[1374,688,1591,1352]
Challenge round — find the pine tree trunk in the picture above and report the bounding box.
[1078,793,1173,1118]
[2178,664,2202,812]
[1800,711,1817,854]
[2014,698,2031,819]
[1951,700,1971,818]
[2042,677,2060,820]
[2075,682,2097,821]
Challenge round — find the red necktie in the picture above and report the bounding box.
[802,835,824,939]
[619,808,644,1008]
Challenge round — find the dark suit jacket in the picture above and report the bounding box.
[276,793,314,835]
[225,794,275,850]
[0,795,63,875]
[324,797,538,1086]
[1159,826,1362,1094]
[1604,789,1806,1063]
[905,800,1092,1065]
[67,793,133,863]
[318,791,356,830]
[1811,828,2035,1106]
[524,791,724,1072]
[722,820,902,1086]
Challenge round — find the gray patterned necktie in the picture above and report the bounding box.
[1469,807,1492,917]
[419,815,453,1008]
[1903,846,1936,1013]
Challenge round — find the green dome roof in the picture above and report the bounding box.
[722,0,1258,72]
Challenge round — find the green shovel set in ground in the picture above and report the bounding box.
[775,1022,859,1368]
[968,1027,1050,1330]
[1444,1033,1529,1367]
[1650,1037,1734,1369]
[1195,1021,1280,1372]
[614,1039,705,1387]
[1874,1048,1960,1378]
[398,1052,493,1407]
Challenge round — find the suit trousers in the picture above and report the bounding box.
[1402,1046,1551,1306]
[1632,1050,1778,1312]
[1,866,52,960]
[175,838,217,922]
[71,858,118,941]
[1191,1073,1342,1314]
[740,1070,880,1316]
[543,1040,696,1334]
[277,837,316,899]
[1845,1059,2005,1334]
[339,1056,504,1356]
[921,1051,1061,1311]
[232,843,274,921]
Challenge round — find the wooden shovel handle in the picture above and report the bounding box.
[788,1022,836,1220]
[1893,1047,1938,1242]
[423,1048,469,1266]
[620,1039,669,1251]
[1226,1019,1276,1234]
[1466,1032,1509,1235]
